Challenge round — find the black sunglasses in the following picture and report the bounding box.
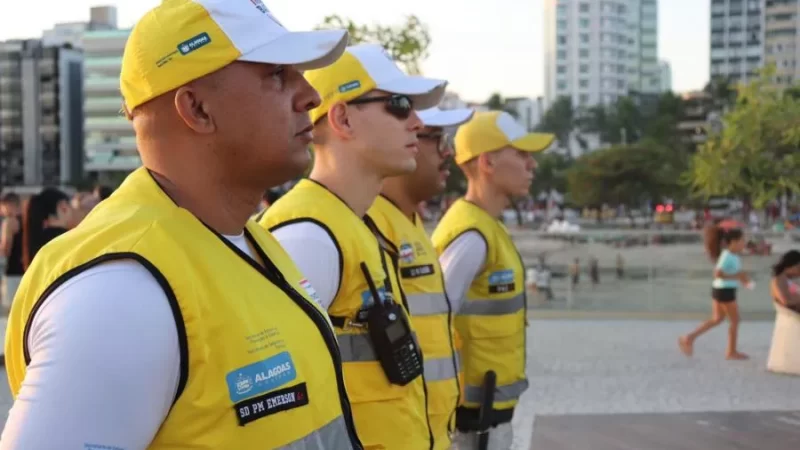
[347,94,414,120]
[417,131,450,155]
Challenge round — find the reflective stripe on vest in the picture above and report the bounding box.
[337,332,420,363]
[460,293,525,316]
[424,352,460,382]
[463,379,529,404]
[406,292,451,316]
[284,416,351,449]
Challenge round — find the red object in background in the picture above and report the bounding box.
[656,204,665,213]
[718,218,745,230]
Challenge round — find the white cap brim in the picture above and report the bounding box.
[418,107,475,127]
[377,77,448,110]
[238,29,349,71]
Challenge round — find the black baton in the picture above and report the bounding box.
[477,370,497,450]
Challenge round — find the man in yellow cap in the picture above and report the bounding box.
[1,1,363,449]
[366,106,474,450]
[431,111,554,449]
[260,43,447,449]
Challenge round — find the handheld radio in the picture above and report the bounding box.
[359,262,423,386]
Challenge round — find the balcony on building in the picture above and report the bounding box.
[85,135,136,153]
[85,116,132,134]
[84,76,120,95]
[84,97,124,115]
[84,56,123,76]
[84,150,141,172]
[81,29,130,54]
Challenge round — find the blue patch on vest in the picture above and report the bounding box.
[226,351,297,403]
[488,269,515,285]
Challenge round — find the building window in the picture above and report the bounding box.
[580,33,590,43]
[557,81,568,90]
[558,36,567,45]
[558,19,568,29]
[580,79,589,88]
[557,65,567,74]
[580,18,590,28]
[580,94,590,105]
[579,3,590,13]
[580,64,590,73]
[557,50,567,59]
[580,49,590,58]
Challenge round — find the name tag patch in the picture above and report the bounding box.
[401,264,435,279]
[234,382,309,426]
[226,351,297,403]
[488,269,515,294]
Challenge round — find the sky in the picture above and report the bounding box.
[0,0,711,103]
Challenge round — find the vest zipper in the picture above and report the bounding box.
[282,283,363,449]
[238,232,363,449]
[439,270,462,436]
[381,248,435,450]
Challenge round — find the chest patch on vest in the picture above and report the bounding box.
[399,241,415,264]
[234,382,310,426]
[488,269,516,294]
[400,264,435,279]
[226,351,298,403]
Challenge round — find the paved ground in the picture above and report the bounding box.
[509,318,800,450]
[1,315,798,449]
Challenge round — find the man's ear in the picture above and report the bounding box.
[326,102,355,140]
[477,152,495,175]
[174,86,216,134]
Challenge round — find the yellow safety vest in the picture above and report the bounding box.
[4,168,361,449]
[261,179,433,450]
[431,199,528,424]
[367,195,461,450]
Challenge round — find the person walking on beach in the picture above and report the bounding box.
[679,222,750,360]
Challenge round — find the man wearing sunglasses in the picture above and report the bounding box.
[366,106,475,450]
[260,43,447,449]
[431,111,555,449]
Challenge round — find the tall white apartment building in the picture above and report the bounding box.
[544,0,660,110]
[709,0,765,85]
[82,21,138,175]
[764,0,800,87]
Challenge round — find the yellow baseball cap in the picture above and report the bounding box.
[305,43,448,124]
[454,111,555,164]
[121,0,349,111]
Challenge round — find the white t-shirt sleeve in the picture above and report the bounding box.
[0,260,180,450]
[439,231,487,314]
[272,222,342,311]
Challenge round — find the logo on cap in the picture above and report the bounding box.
[177,32,212,56]
[339,80,362,93]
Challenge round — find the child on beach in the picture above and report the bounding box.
[679,222,750,360]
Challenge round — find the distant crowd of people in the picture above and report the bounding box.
[0,184,113,309]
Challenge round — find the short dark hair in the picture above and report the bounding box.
[94,185,114,200]
[1,192,20,205]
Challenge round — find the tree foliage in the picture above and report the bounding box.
[536,97,575,157]
[565,141,688,207]
[530,152,571,196]
[687,65,800,208]
[316,15,431,75]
